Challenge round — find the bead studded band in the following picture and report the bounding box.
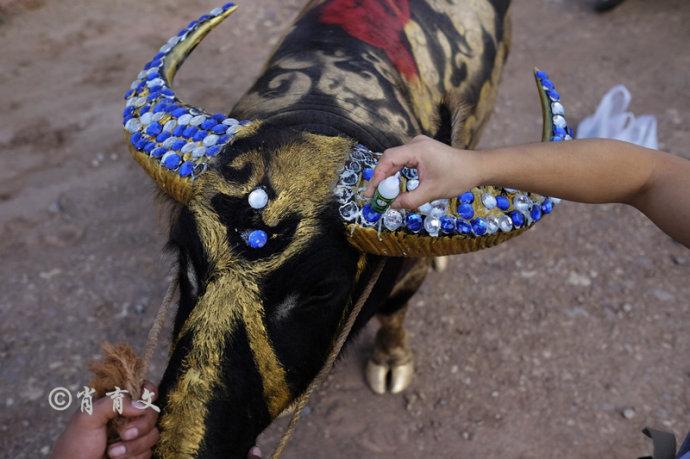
[122,3,249,182]
[336,69,572,245]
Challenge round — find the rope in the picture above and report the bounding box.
[271,259,386,458]
[140,265,179,388]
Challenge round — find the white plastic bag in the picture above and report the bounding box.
[576,84,658,149]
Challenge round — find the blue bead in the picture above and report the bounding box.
[123,89,134,100]
[193,130,208,142]
[247,229,268,249]
[136,81,146,92]
[146,123,162,136]
[471,218,488,236]
[164,104,178,114]
[567,126,575,137]
[457,203,474,220]
[509,210,525,227]
[459,191,474,204]
[143,141,156,154]
[172,125,185,136]
[187,19,198,29]
[206,145,221,157]
[405,213,423,233]
[182,126,198,138]
[178,161,195,177]
[456,220,472,235]
[212,113,226,122]
[222,2,235,11]
[553,126,566,137]
[217,134,230,144]
[496,195,510,211]
[130,132,142,145]
[198,14,212,22]
[161,88,174,97]
[551,136,564,142]
[144,61,151,70]
[201,119,216,130]
[547,89,560,101]
[153,101,168,113]
[151,147,166,158]
[530,205,542,222]
[541,79,555,90]
[140,104,151,114]
[171,139,186,151]
[149,59,162,68]
[123,106,135,118]
[162,153,182,170]
[535,70,549,80]
[541,198,554,214]
[146,72,159,81]
[211,124,227,135]
[177,27,189,37]
[147,89,162,100]
[153,51,165,61]
[156,131,171,142]
[239,119,251,126]
[361,203,381,223]
[135,138,148,150]
[172,107,188,117]
[440,215,456,234]
[362,168,374,181]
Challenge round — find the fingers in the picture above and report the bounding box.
[247,446,263,458]
[364,144,421,197]
[107,426,160,458]
[117,408,158,442]
[392,182,436,210]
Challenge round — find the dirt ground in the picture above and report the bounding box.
[1,0,689,457]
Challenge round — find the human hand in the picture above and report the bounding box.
[51,381,160,459]
[247,446,262,458]
[364,135,482,209]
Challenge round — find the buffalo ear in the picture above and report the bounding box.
[122,4,256,203]
[344,68,570,257]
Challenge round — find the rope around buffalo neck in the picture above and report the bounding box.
[271,259,386,458]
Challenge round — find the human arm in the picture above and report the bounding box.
[365,135,690,247]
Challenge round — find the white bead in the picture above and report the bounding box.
[498,215,513,232]
[130,80,139,90]
[167,36,180,46]
[481,193,497,209]
[339,202,359,222]
[190,115,206,126]
[429,207,446,218]
[152,112,165,122]
[147,78,165,88]
[137,70,147,80]
[406,179,420,191]
[177,114,192,125]
[202,134,219,147]
[553,115,567,128]
[163,119,177,132]
[486,216,499,234]
[551,102,565,115]
[125,118,142,133]
[423,216,441,237]
[513,194,532,212]
[551,197,562,204]
[210,7,223,15]
[418,202,433,215]
[192,146,207,158]
[222,118,239,126]
[181,142,196,153]
[139,112,153,125]
[134,97,147,107]
[147,67,159,76]
[162,137,178,148]
[383,209,403,231]
[126,97,136,107]
[564,135,573,141]
[160,43,173,53]
[226,125,240,136]
[248,188,269,209]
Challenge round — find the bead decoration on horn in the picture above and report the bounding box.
[122,3,251,202]
[338,69,573,257]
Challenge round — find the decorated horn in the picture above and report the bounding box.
[122,3,251,203]
[340,69,574,257]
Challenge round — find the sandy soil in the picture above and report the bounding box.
[0,0,688,457]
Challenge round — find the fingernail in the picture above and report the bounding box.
[108,444,126,457]
[133,400,148,410]
[122,427,138,440]
[249,446,262,457]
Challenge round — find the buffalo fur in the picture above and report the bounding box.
[155,0,511,457]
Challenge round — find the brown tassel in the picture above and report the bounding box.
[89,342,145,441]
